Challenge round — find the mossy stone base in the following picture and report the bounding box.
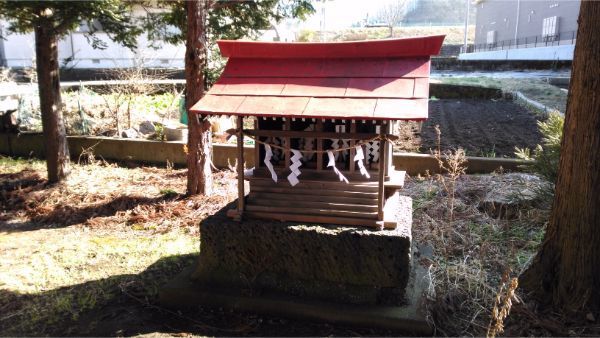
[191,197,413,306]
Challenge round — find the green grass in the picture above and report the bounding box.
[0,156,204,335]
[0,156,45,174]
[0,229,199,335]
[438,77,567,113]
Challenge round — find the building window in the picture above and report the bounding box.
[542,16,559,42]
[78,20,103,33]
[486,30,496,47]
[92,59,100,64]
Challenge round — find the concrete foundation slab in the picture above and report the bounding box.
[159,258,432,335]
[159,198,431,334]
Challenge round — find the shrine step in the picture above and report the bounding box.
[250,177,379,193]
[245,205,378,220]
[249,192,377,205]
[247,195,378,213]
[250,185,378,199]
[244,211,379,228]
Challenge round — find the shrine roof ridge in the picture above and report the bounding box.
[217,35,445,59]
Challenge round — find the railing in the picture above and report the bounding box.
[466,30,577,53]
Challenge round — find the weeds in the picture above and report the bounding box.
[487,274,519,338]
[98,67,180,136]
[433,125,467,221]
[407,171,547,335]
[515,111,563,185]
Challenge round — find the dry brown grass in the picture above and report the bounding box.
[300,25,475,44]
[406,173,549,336]
[1,154,237,234]
[4,156,596,336]
[0,156,239,335]
[487,274,519,338]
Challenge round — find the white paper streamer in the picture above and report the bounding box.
[354,145,371,179]
[366,124,380,163]
[366,140,380,163]
[287,173,299,186]
[327,150,349,184]
[287,149,303,186]
[264,144,278,183]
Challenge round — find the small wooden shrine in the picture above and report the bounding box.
[190,36,444,229]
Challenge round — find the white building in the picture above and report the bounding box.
[0,7,185,69]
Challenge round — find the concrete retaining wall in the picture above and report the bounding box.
[432,57,571,71]
[430,83,503,100]
[0,133,255,168]
[458,45,575,61]
[1,133,529,175]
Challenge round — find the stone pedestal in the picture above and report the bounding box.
[159,196,431,334]
[191,196,413,306]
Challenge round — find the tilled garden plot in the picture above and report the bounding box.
[396,99,544,158]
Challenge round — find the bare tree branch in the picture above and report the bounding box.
[376,0,409,37]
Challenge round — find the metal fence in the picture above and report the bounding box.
[467,30,577,53]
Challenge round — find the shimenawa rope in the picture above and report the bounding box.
[242,132,389,154]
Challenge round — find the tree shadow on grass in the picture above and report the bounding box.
[0,169,47,211]
[1,194,178,233]
[0,253,403,337]
[0,253,199,337]
[33,195,175,228]
[0,167,182,232]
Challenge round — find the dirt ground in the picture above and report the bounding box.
[395,99,544,158]
[0,159,405,337]
[2,158,598,337]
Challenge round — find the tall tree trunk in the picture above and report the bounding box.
[185,0,213,196]
[520,2,600,313]
[34,23,70,183]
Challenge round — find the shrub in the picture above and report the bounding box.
[515,111,564,184]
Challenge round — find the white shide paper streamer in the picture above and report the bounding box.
[366,125,381,163]
[264,144,278,183]
[327,150,349,184]
[354,145,371,179]
[287,149,303,186]
[366,141,380,163]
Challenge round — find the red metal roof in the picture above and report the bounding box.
[190,35,444,121]
[218,35,445,59]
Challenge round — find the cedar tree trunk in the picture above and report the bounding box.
[34,22,70,183]
[185,0,213,196]
[520,2,600,313]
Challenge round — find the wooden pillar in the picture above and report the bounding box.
[377,121,387,221]
[316,119,323,170]
[254,118,260,169]
[350,121,356,173]
[385,122,392,178]
[236,116,245,220]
